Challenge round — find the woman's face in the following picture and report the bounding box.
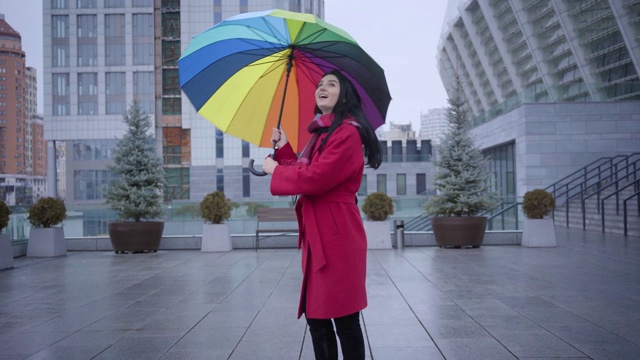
[316,74,341,114]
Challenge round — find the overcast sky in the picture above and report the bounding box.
[0,0,449,131]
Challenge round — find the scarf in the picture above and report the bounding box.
[296,113,360,165]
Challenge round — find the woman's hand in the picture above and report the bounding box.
[271,127,288,149]
[262,156,278,175]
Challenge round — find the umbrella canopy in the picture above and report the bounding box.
[178,9,391,153]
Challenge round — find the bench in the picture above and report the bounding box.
[255,207,298,250]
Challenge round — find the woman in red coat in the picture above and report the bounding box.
[262,70,382,360]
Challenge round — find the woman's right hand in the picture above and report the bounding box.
[271,127,288,149]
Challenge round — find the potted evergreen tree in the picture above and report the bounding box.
[362,192,394,249]
[0,200,13,269]
[199,191,233,252]
[104,100,166,254]
[521,189,556,247]
[26,197,67,257]
[425,74,496,248]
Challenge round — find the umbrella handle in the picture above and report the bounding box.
[248,158,268,177]
[248,140,279,177]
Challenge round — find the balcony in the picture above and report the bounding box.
[568,0,601,16]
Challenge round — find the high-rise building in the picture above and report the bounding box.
[0,14,46,205]
[419,108,447,144]
[43,1,325,207]
[438,0,640,199]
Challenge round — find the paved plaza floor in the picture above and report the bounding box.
[1,227,640,359]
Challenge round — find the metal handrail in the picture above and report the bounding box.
[554,154,630,202]
[545,156,612,197]
[559,155,635,226]
[581,163,640,229]
[623,190,640,236]
[487,202,521,231]
[601,179,640,233]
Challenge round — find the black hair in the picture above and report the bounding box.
[314,69,382,169]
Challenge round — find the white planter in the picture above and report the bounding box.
[522,218,557,247]
[201,223,232,252]
[27,227,67,257]
[364,220,392,249]
[0,233,14,270]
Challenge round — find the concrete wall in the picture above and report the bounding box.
[472,102,640,196]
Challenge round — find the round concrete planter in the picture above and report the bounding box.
[431,216,487,248]
[108,221,164,254]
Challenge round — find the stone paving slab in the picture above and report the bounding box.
[0,227,639,359]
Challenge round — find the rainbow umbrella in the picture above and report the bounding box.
[178,9,391,175]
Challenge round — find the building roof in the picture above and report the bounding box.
[0,14,21,41]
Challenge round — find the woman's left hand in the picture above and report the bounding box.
[262,156,278,175]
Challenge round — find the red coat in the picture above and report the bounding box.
[271,118,367,319]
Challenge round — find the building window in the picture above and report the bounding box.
[162,69,180,96]
[416,173,426,195]
[391,140,402,162]
[165,167,189,200]
[240,0,248,13]
[357,174,367,196]
[52,45,69,67]
[162,13,180,39]
[105,14,125,66]
[216,129,224,158]
[482,141,516,201]
[78,44,97,66]
[242,141,250,158]
[421,140,432,161]
[242,168,250,197]
[133,0,153,6]
[78,73,97,96]
[377,174,387,194]
[106,72,126,115]
[406,140,418,162]
[105,0,125,7]
[214,0,222,23]
[77,0,97,8]
[73,170,114,200]
[380,140,388,162]
[133,72,154,114]
[162,40,180,67]
[52,16,69,39]
[216,168,224,192]
[397,174,406,195]
[53,73,70,116]
[133,14,153,65]
[77,15,97,38]
[162,98,181,115]
[52,0,68,9]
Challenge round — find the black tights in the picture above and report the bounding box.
[306,312,365,360]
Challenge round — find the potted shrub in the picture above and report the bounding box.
[362,192,394,249]
[104,100,166,254]
[26,197,67,257]
[199,191,233,252]
[521,189,557,247]
[425,74,496,248]
[0,201,13,269]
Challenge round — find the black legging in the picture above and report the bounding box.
[306,312,365,360]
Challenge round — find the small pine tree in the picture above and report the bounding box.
[104,100,166,222]
[425,75,496,217]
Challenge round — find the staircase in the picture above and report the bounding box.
[549,153,640,237]
[404,153,640,236]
